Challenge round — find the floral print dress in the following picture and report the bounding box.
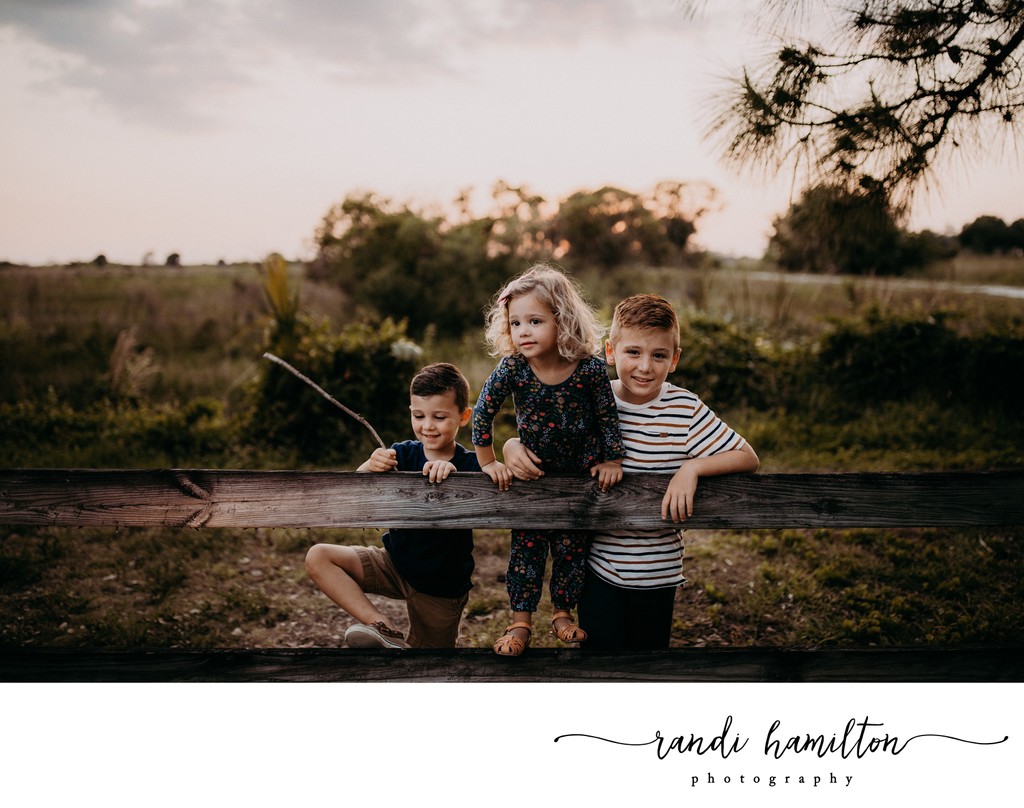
[472,353,625,613]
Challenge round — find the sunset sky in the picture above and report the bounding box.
[2,0,1021,266]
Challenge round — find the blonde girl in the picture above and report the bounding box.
[472,264,625,656]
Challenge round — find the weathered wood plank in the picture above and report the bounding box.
[1,646,1020,683]
[2,469,1023,530]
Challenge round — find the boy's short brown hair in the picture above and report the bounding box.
[410,362,471,411]
[609,294,680,350]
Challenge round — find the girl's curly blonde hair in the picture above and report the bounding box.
[483,264,605,361]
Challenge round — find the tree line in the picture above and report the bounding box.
[306,180,715,338]
[768,184,1024,276]
[304,178,1020,341]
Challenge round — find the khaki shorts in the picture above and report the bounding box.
[353,545,468,648]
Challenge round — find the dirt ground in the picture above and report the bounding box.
[218,527,516,649]
[0,524,765,650]
[219,527,749,650]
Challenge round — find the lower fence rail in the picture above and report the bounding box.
[2,646,1021,683]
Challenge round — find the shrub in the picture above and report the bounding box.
[814,308,1024,415]
[244,316,423,466]
[308,193,513,338]
[815,309,962,407]
[0,396,231,468]
[672,314,793,410]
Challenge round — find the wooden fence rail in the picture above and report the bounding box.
[2,468,1023,683]
[3,647,1021,683]
[3,468,1024,529]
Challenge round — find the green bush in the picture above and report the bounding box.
[243,316,423,466]
[816,309,961,406]
[814,308,1024,415]
[0,395,231,468]
[672,314,794,410]
[965,325,1024,415]
[308,194,513,338]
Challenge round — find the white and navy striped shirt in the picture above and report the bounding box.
[587,382,747,589]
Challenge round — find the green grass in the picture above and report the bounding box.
[3,255,1020,408]
[677,527,1024,647]
[741,400,1024,473]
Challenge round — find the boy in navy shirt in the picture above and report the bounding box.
[305,363,481,648]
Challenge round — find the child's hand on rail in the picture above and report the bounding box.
[422,460,457,484]
[481,460,513,491]
[662,464,698,523]
[590,459,623,492]
[501,438,544,481]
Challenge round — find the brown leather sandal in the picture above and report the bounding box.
[550,610,587,643]
[493,622,532,656]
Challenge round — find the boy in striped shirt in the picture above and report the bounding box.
[503,294,759,649]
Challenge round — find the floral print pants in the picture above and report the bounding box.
[506,528,589,613]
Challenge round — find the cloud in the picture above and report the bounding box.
[2,0,262,128]
[0,0,702,128]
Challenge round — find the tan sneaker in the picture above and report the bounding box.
[344,621,410,649]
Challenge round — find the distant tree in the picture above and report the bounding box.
[768,183,906,274]
[959,215,1015,252]
[648,180,718,256]
[486,180,552,261]
[92,254,107,267]
[1010,218,1024,250]
[900,228,960,265]
[165,253,181,267]
[309,181,709,330]
[309,193,513,338]
[693,1,1024,205]
[550,187,641,268]
[550,185,698,268]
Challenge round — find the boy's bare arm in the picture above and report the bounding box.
[357,447,398,473]
[663,444,759,523]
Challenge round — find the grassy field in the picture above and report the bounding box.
[0,261,348,407]
[3,254,1021,410]
[1,254,1022,651]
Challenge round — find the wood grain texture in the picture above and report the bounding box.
[1,646,1020,683]
[2,469,1023,529]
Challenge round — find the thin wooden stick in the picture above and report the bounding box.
[262,352,387,449]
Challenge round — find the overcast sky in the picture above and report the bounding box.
[1,0,1021,266]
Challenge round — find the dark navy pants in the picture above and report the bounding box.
[578,566,677,651]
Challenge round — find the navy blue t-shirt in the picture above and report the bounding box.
[382,440,480,597]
